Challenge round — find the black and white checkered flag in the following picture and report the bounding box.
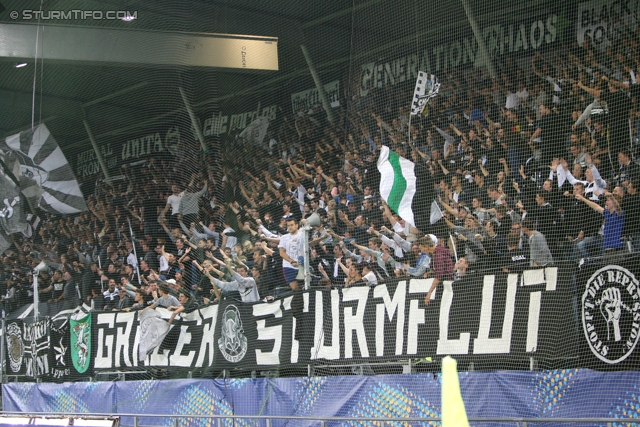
[1,124,87,215]
[410,72,441,116]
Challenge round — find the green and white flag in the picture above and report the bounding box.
[70,312,91,374]
[377,145,416,227]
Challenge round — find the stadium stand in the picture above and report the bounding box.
[1,0,640,424]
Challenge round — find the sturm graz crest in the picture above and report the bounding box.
[218,305,248,363]
[6,322,24,373]
[70,313,91,373]
[582,265,640,364]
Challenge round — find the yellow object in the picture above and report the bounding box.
[441,356,470,427]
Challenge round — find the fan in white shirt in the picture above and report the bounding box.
[362,263,378,286]
[278,218,305,290]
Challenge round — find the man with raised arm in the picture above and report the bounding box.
[179,181,208,228]
[278,218,305,290]
[160,184,184,231]
[208,254,260,303]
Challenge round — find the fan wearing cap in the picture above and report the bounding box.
[404,234,439,278]
[165,278,181,296]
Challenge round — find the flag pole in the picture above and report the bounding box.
[431,199,458,262]
[128,219,142,285]
[449,234,459,263]
[33,273,39,322]
[437,200,459,262]
[179,87,208,152]
[407,114,412,148]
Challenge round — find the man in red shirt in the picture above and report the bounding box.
[419,235,454,305]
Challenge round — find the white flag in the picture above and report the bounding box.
[138,309,172,362]
[430,200,444,225]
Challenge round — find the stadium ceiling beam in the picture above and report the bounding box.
[0,22,279,71]
[0,87,84,126]
[2,81,150,140]
[461,0,497,79]
[184,0,356,38]
[295,0,543,45]
[471,0,551,23]
[300,0,386,28]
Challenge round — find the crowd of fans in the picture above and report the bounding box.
[2,33,640,316]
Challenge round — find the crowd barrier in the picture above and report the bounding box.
[3,370,640,426]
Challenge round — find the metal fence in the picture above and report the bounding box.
[0,412,638,427]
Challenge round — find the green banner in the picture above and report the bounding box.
[70,313,91,374]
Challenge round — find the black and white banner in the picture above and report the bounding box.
[5,318,51,378]
[89,267,574,371]
[291,81,340,114]
[49,319,72,381]
[577,256,640,370]
[576,0,640,51]
[2,124,87,214]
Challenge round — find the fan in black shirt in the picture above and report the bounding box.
[502,232,529,273]
[578,79,632,155]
